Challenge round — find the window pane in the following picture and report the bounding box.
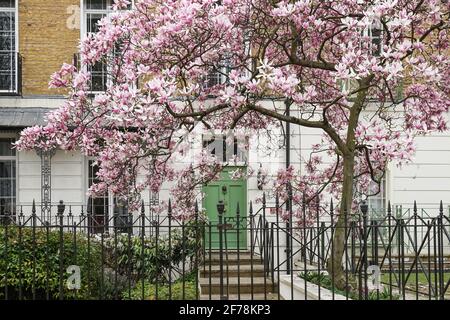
[0,33,13,50]
[205,71,222,88]
[0,178,14,196]
[371,28,382,56]
[0,161,15,178]
[203,135,248,163]
[89,61,107,92]
[368,178,386,216]
[85,0,109,10]
[203,135,225,162]
[0,159,15,216]
[0,138,15,156]
[0,52,14,70]
[234,137,248,163]
[86,13,106,33]
[0,198,15,216]
[0,10,15,92]
[0,0,14,8]
[0,12,14,31]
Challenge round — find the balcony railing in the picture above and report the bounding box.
[0,52,22,96]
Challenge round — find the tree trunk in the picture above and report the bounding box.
[326,153,355,291]
[325,75,373,290]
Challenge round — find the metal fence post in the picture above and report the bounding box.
[217,200,226,300]
[140,200,146,300]
[438,201,444,300]
[236,202,241,299]
[194,200,200,300]
[262,193,267,300]
[57,200,65,300]
[360,201,369,300]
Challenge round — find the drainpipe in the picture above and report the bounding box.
[285,99,291,274]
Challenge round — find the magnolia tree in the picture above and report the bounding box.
[16,0,449,289]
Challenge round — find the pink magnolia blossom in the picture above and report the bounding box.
[15,0,449,218]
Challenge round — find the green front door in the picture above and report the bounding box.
[202,167,247,250]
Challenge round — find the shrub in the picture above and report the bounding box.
[104,219,204,284]
[0,218,205,300]
[0,226,103,300]
[123,280,198,300]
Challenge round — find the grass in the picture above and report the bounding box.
[299,271,400,300]
[381,271,450,290]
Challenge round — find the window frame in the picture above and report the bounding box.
[86,158,133,233]
[0,0,19,94]
[86,158,111,233]
[363,22,383,57]
[366,176,387,217]
[202,132,249,166]
[80,0,134,94]
[0,136,17,217]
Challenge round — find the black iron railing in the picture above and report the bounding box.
[0,195,449,300]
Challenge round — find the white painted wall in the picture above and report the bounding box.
[17,149,85,213]
[2,96,449,220]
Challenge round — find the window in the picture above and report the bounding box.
[82,0,133,93]
[363,22,383,57]
[87,159,130,233]
[202,134,248,164]
[367,177,386,218]
[87,160,109,233]
[369,27,382,56]
[149,190,159,206]
[83,0,111,93]
[203,56,232,89]
[0,138,16,219]
[0,0,18,93]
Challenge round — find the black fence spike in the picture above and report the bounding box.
[249,200,253,215]
[413,200,417,214]
[0,196,446,301]
[168,199,172,215]
[141,199,145,215]
[262,192,266,205]
[32,199,36,215]
[275,193,279,207]
[194,200,199,214]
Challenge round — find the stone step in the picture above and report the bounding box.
[200,293,280,300]
[200,264,266,277]
[199,277,277,295]
[204,253,263,265]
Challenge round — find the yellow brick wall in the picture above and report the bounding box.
[19,0,80,96]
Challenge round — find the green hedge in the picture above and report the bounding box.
[0,219,204,300]
[0,226,103,300]
[123,280,197,300]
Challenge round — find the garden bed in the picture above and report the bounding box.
[279,274,350,300]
